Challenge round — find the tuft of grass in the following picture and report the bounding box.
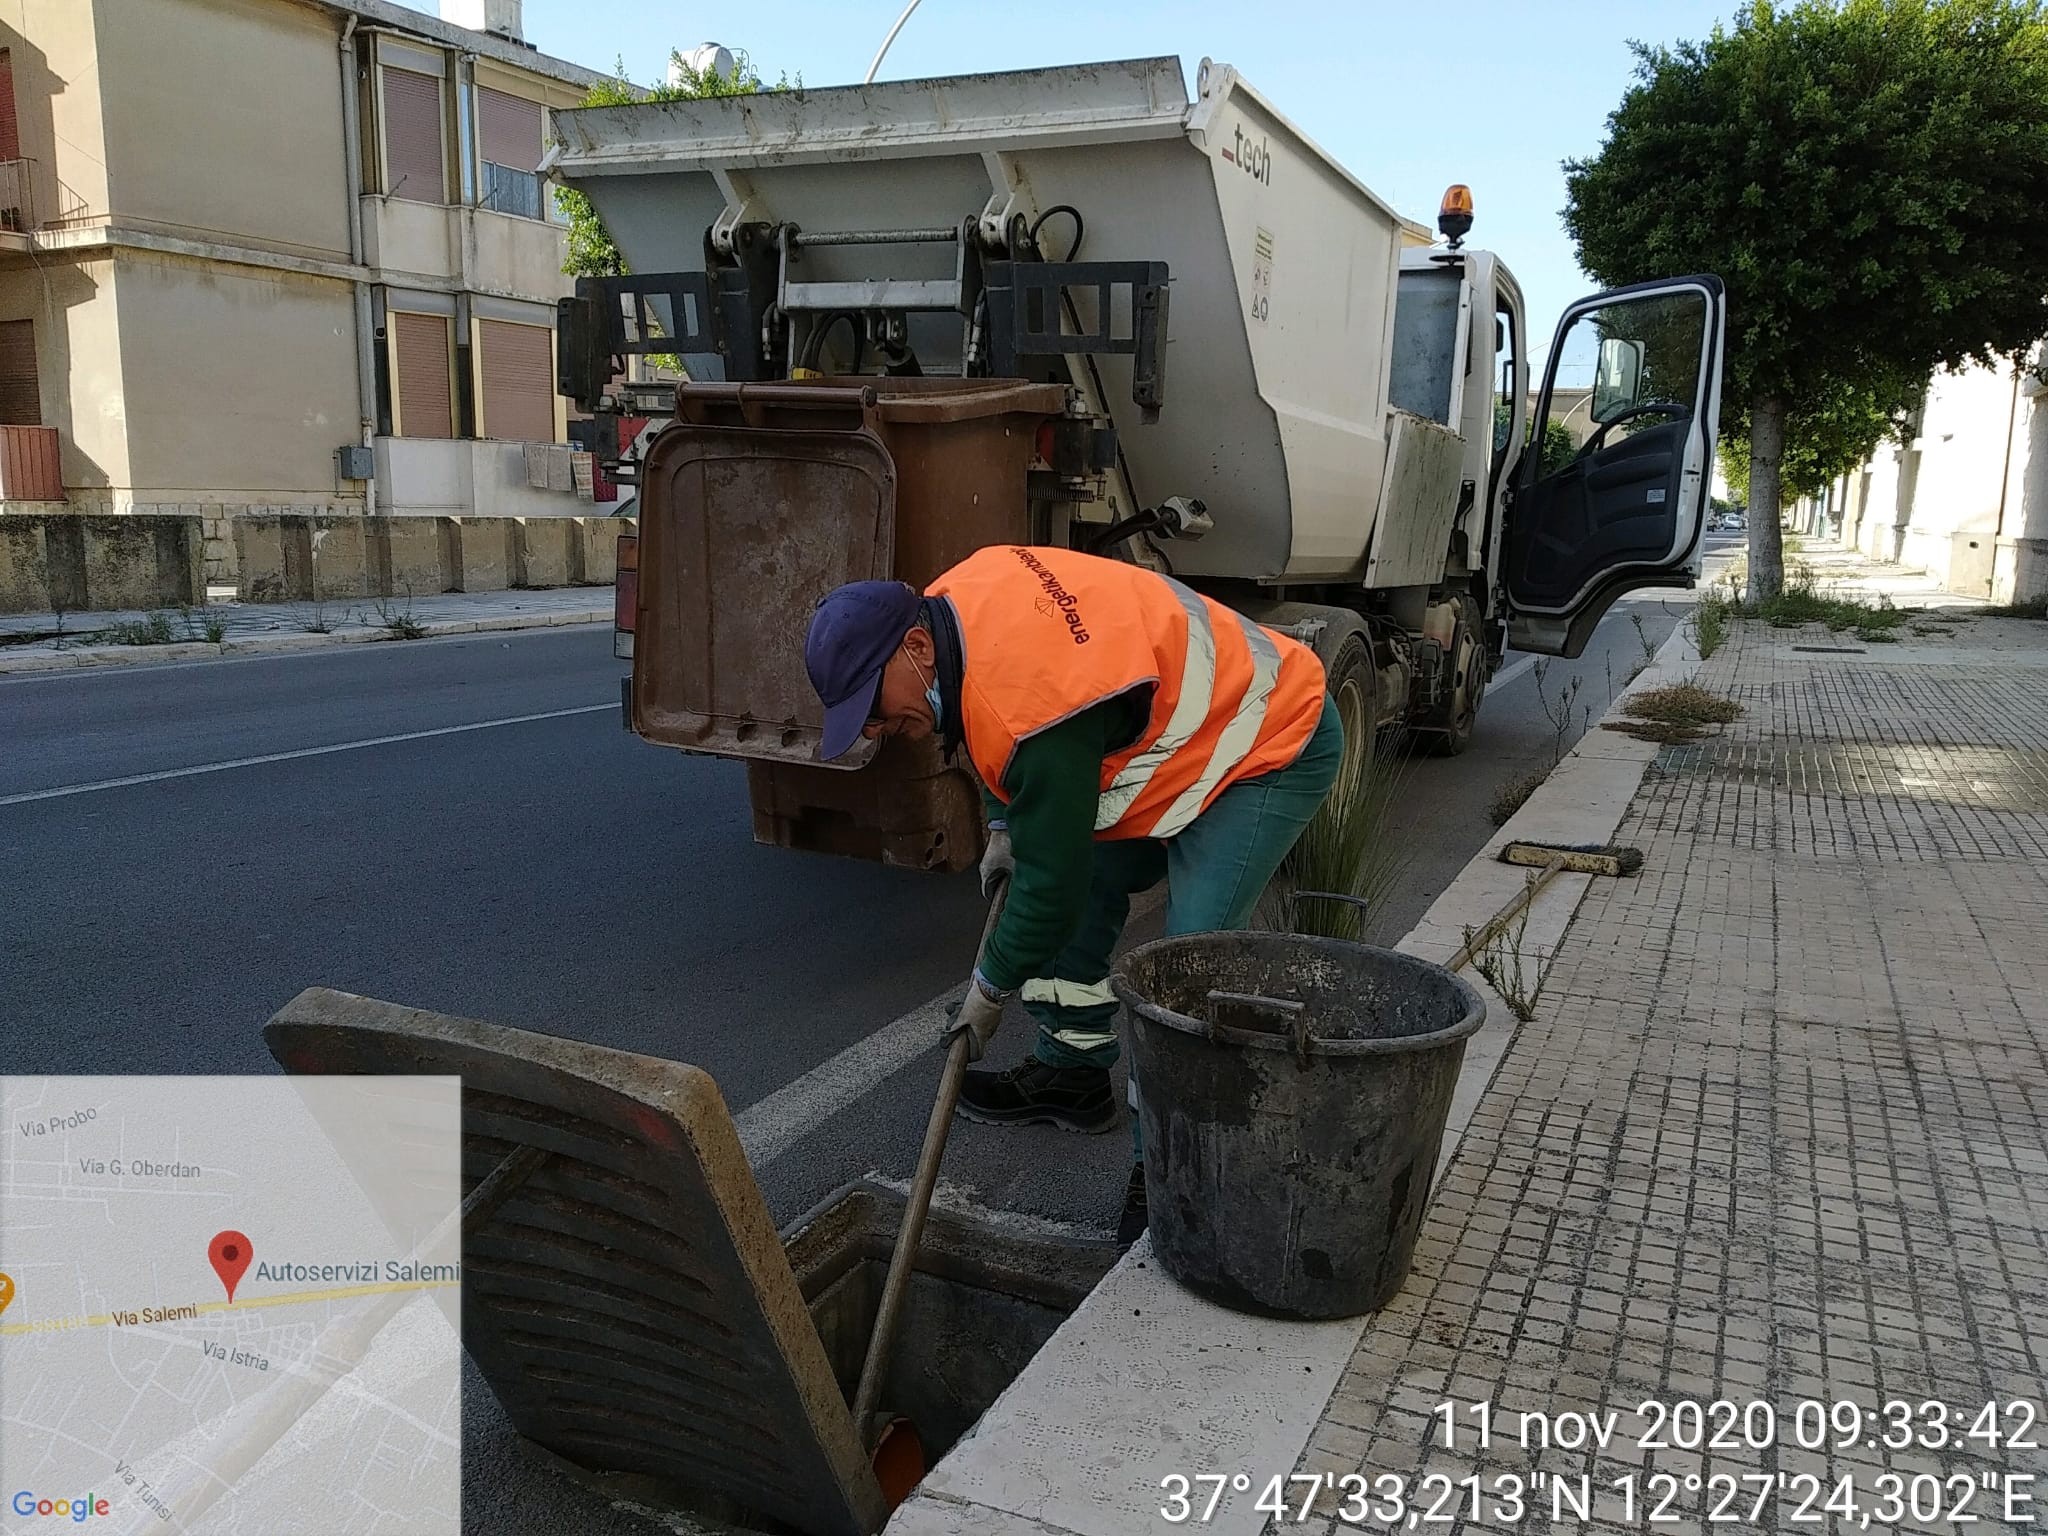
[1910,624,1954,637]
[1858,629,1899,643]
[373,589,427,641]
[1271,720,1413,943]
[1692,590,1731,659]
[1749,564,1908,634]
[1981,595,2048,620]
[90,611,178,646]
[1486,767,1549,828]
[1624,682,1742,726]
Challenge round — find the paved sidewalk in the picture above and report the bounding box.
[0,586,609,672]
[1283,563,2048,1532]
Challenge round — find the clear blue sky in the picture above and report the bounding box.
[520,0,1735,358]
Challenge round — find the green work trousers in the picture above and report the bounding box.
[1025,696,1346,1091]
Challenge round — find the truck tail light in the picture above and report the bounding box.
[613,533,638,660]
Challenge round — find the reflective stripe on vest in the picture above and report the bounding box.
[1093,578,1217,832]
[1147,611,1284,839]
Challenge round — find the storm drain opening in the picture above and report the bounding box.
[261,989,1117,1536]
[522,1181,1117,1534]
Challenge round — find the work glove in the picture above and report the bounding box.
[978,822,1014,899]
[947,971,1008,1063]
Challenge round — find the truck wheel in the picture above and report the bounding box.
[1427,595,1489,757]
[1324,629,1378,783]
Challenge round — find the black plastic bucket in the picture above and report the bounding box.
[1111,933,1485,1320]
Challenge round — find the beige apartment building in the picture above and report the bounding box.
[0,0,610,585]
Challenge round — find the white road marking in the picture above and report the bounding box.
[0,703,615,807]
[735,886,1166,1167]
[1489,654,1537,691]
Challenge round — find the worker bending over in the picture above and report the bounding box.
[805,545,1342,1242]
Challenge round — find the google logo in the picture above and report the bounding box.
[11,1491,110,1520]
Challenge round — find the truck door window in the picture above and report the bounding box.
[1491,301,1519,465]
[1546,290,1705,452]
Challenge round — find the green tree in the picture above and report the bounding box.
[555,51,768,280]
[1718,365,1925,501]
[1563,0,2048,595]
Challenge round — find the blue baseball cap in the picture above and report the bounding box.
[805,580,921,760]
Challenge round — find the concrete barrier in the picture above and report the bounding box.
[0,512,202,614]
[575,515,633,586]
[452,516,521,593]
[0,517,52,613]
[379,516,453,599]
[517,517,576,588]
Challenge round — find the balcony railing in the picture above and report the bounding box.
[479,161,542,221]
[0,160,34,233]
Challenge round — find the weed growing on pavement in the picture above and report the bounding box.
[1602,718,1711,744]
[177,605,229,646]
[1630,612,1657,667]
[1692,589,1731,659]
[90,611,177,646]
[1910,624,1955,637]
[1600,680,1742,745]
[374,588,427,641]
[1463,894,1543,1022]
[1533,661,1585,768]
[1625,683,1742,726]
[1486,768,1548,827]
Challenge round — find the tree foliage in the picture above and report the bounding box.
[1718,364,1925,500]
[1494,400,1585,476]
[556,51,769,280]
[1563,0,2048,591]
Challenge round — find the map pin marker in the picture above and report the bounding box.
[0,1272,13,1315]
[209,1231,253,1304]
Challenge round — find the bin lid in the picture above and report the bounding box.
[263,987,887,1536]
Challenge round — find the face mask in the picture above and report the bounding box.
[911,653,942,727]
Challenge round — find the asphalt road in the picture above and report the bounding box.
[0,552,1720,1534]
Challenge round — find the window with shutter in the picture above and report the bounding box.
[0,319,38,425]
[0,50,19,163]
[478,88,544,219]
[382,66,445,204]
[392,312,453,438]
[478,320,555,443]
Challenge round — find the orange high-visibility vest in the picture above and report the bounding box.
[928,546,1328,840]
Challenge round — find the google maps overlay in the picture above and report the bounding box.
[1,1076,462,1534]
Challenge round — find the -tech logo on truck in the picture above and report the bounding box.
[1222,125,1272,186]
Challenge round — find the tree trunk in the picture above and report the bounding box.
[1748,392,1787,598]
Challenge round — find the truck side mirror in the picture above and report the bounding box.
[1591,337,1644,422]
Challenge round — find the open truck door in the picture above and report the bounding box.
[1504,275,1726,657]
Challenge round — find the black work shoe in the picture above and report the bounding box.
[1116,1162,1148,1248]
[956,1059,1116,1134]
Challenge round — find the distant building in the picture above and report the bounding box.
[1828,348,2045,603]
[0,0,610,587]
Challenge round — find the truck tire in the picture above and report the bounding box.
[1427,593,1490,757]
[1323,628,1377,781]
[1234,598,1376,783]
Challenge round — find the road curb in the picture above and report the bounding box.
[885,614,1708,1536]
[0,610,610,675]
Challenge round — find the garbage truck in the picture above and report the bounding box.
[547,55,1726,872]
